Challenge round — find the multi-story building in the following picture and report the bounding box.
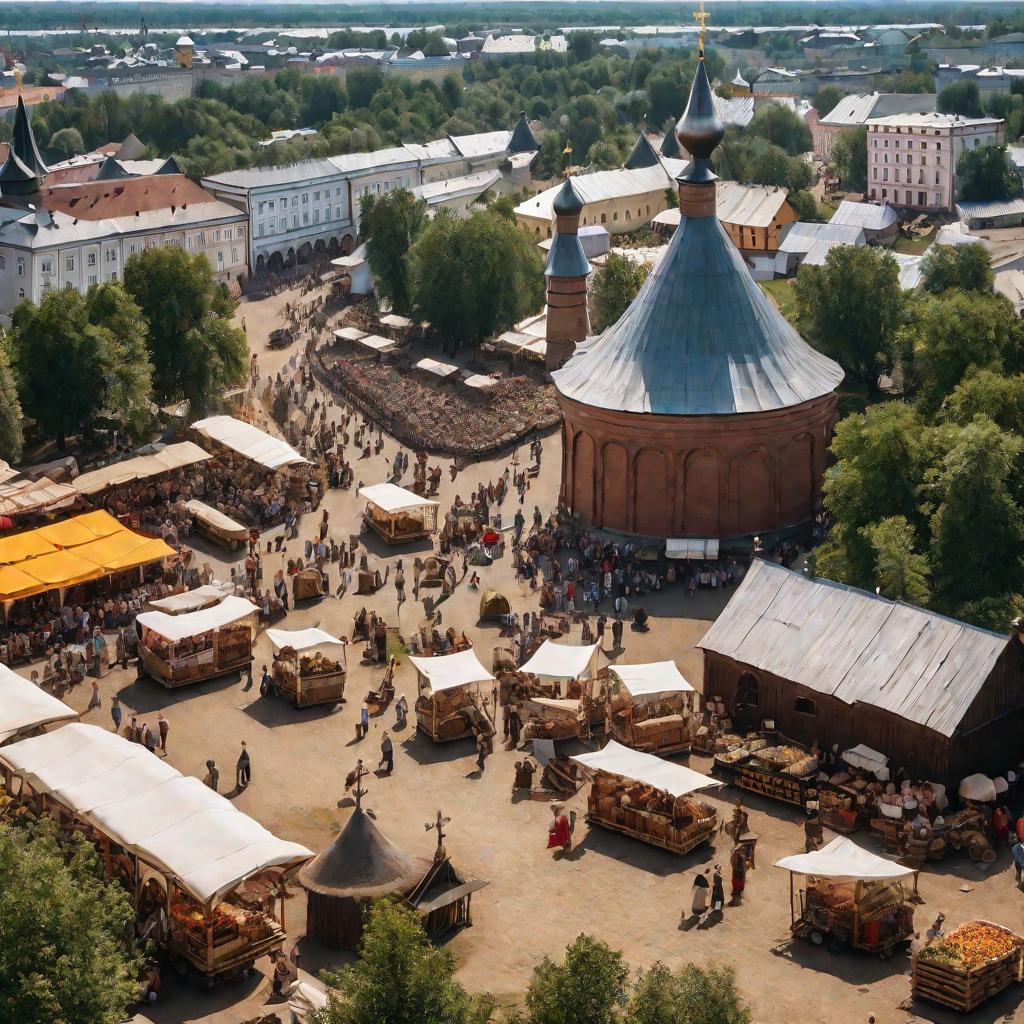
[866,111,1003,213]
[813,92,936,161]
[0,96,246,313]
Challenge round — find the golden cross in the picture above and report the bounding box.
[693,0,710,54]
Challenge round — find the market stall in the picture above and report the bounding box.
[0,664,77,745]
[606,662,696,756]
[411,649,495,743]
[136,597,258,688]
[147,582,235,614]
[267,628,346,708]
[358,483,439,544]
[0,724,311,983]
[735,742,818,807]
[72,442,212,497]
[519,640,598,690]
[775,836,916,957]
[571,740,721,855]
[184,500,249,551]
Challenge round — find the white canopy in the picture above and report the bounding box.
[136,595,258,643]
[191,415,307,469]
[775,835,915,880]
[334,326,368,342]
[72,442,212,496]
[380,313,413,329]
[0,724,312,904]
[0,664,77,744]
[842,744,889,774]
[359,483,440,515]
[666,538,720,560]
[414,357,459,379]
[267,627,345,653]
[463,374,497,390]
[959,773,997,803]
[148,582,234,614]
[609,661,695,699]
[184,499,247,536]
[571,739,720,799]
[357,334,396,353]
[409,648,494,695]
[520,639,597,679]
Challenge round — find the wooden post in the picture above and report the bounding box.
[789,871,795,926]
[279,883,286,931]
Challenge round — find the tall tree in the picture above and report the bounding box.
[794,244,902,393]
[920,242,993,295]
[591,252,650,332]
[937,80,983,117]
[747,103,812,156]
[831,127,867,191]
[943,368,1024,432]
[359,189,429,315]
[123,248,246,418]
[956,143,1023,202]
[314,900,491,1024]
[11,288,106,450]
[0,341,24,464]
[812,86,845,118]
[861,515,932,606]
[521,935,629,1024]
[628,962,751,1024]
[0,822,140,1024]
[412,209,545,348]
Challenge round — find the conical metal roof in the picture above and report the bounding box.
[96,156,129,181]
[624,131,661,170]
[509,111,539,154]
[299,808,431,899]
[9,96,48,177]
[660,122,681,159]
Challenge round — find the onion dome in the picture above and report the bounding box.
[675,57,724,184]
[732,69,750,89]
[552,176,584,216]
[624,130,661,170]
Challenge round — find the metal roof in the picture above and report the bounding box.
[716,180,792,228]
[802,237,856,267]
[778,221,865,254]
[829,200,898,232]
[956,197,1024,220]
[203,157,342,189]
[552,209,843,415]
[713,94,755,128]
[697,558,1009,738]
[448,130,512,160]
[515,164,671,221]
[820,92,935,126]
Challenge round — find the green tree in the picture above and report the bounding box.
[628,962,751,1024]
[943,369,1024,432]
[812,86,845,118]
[11,288,107,449]
[412,209,545,348]
[748,103,812,156]
[831,127,867,191]
[861,515,932,605]
[794,245,902,392]
[920,242,993,294]
[937,80,983,117]
[957,143,1023,202]
[788,189,820,221]
[48,126,84,159]
[0,342,24,463]
[0,822,140,1024]
[123,248,246,417]
[591,252,650,332]
[587,139,622,169]
[568,31,599,63]
[313,900,491,1024]
[521,935,629,1024]
[359,188,429,315]
[85,283,155,438]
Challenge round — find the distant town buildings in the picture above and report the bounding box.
[813,92,936,160]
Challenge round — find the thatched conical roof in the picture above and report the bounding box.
[300,808,431,899]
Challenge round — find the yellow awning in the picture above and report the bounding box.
[99,537,175,572]
[36,510,123,549]
[21,550,102,588]
[0,532,57,564]
[0,564,48,602]
[71,509,129,540]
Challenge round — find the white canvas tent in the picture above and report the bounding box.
[571,740,720,798]
[72,442,212,496]
[0,724,312,904]
[333,326,368,343]
[842,744,889,777]
[148,582,234,614]
[520,639,597,679]
[409,648,494,695]
[191,415,307,470]
[0,664,77,744]
[136,595,259,643]
[414,357,459,379]
[609,661,695,699]
[267,627,345,652]
[358,483,439,515]
[775,836,914,880]
[666,538,720,560]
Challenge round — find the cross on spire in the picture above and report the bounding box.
[693,0,710,57]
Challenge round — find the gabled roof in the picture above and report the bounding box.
[41,174,215,220]
[448,130,512,160]
[821,92,936,127]
[697,559,1010,738]
[778,220,865,254]
[515,163,671,221]
[624,131,661,170]
[830,199,898,232]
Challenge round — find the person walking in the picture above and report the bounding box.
[379,734,394,775]
[110,695,122,734]
[236,741,251,789]
[690,868,711,920]
[395,694,407,729]
[243,663,254,691]
[88,678,101,711]
[359,702,369,740]
[611,615,624,649]
[730,844,747,903]
[260,665,274,697]
[508,702,522,748]
[711,865,725,912]
[1013,838,1024,888]
[204,759,220,792]
[116,628,129,670]
[157,713,169,755]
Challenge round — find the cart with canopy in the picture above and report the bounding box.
[185,500,249,551]
[136,597,258,688]
[147,582,235,614]
[267,628,347,708]
[0,664,77,746]
[411,649,495,742]
[516,640,603,738]
[775,836,916,957]
[605,661,696,756]
[571,740,721,855]
[359,483,439,544]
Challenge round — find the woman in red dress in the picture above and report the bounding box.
[547,802,572,856]
[994,805,1011,845]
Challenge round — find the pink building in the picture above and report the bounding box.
[866,111,1003,213]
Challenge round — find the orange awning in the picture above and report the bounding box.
[20,550,102,588]
[0,532,57,564]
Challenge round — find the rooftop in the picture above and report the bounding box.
[515,164,671,221]
[820,91,935,127]
[829,199,898,232]
[867,111,1003,129]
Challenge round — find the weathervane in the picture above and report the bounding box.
[425,809,451,861]
[693,0,710,57]
[350,759,369,810]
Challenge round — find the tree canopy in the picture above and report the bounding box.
[920,242,993,295]
[591,252,650,332]
[359,189,429,315]
[0,342,24,464]
[747,103,812,156]
[957,143,1023,202]
[831,127,867,192]
[937,80,983,117]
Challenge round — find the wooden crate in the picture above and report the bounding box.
[912,953,1020,1012]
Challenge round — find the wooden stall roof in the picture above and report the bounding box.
[698,559,1010,738]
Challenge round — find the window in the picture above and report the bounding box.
[934,192,941,205]
[0,256,4,271]
[129,244,138,254]
[258,201,266,214]
[268,200,275,212]
[41,257,53,274]
[794,696,816,716]
[336,207,342,220]
[314,191,320,201]
[65,256,75,272]
[335,187,343,197]
[883,168,889,182]
[217,251,224,263]
[292,215,298,228]
[935,172,940,185]
[302,211,309,225]
[237,227,244,238]
[232,248,238,263]
[105,249,117,264]
[17,258,25,277]
[872,167,878,180]
[301,194,309,204]
[109,271,117,282]
[215,230,221,242]
[601,212,607,224]
[882,188,888,198]
[269,218,275,233]
[88,275,97,286]
[736,673,759,709]
[87,252,96,267]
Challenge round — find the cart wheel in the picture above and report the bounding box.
[808,927,827,947]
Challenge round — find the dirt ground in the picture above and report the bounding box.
[68,281,1024,1024]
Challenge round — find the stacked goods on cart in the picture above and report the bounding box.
[217,624,251,665]
[914,921,1024,1011]
[298,651,343,676]
[713,732,744,753]
[753,745,808,771]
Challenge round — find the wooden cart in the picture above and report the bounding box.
[735,745,818,807]
[410,649,496,744]
[605,663,696,757]
[359,483,439,545]
[138,611,255,690]
[268,628,347,708]
[184,500,249,551]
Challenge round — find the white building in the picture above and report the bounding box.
[813,92,936,160]
[866,111,1004,213]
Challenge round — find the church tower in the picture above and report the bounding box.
[543,177,590,370]
[0,95,49,198]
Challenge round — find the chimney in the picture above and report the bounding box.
[543,177,590,370]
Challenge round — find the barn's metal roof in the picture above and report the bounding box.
[697,559,1010,738]
[829,200,898,232]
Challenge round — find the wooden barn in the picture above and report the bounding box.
[698,559,1024,786]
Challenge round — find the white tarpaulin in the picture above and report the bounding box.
[136,595,258,643]
[666,538,720,560]
[191,415,307,469]
[380,313,413,329]
[842,744,889,774]
[572,740,720,798]
[0,724,312,904]
[415,357,459,379]
[959,773,997,803]
[774,835,915,880]
[520,640,597,679]
[359,483,439,515]
[148,582,234,614]
[409,648,494,695]
[267,627,345,652]
[0,664,77,743]
[184,500,247,537]
[609,661,695,699]
[73,442,212,495]
[357,334,396,353]
[334,326,368,342]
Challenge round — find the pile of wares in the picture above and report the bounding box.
[920,922,1022,968]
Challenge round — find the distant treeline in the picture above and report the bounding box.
[6,1,1024,33]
